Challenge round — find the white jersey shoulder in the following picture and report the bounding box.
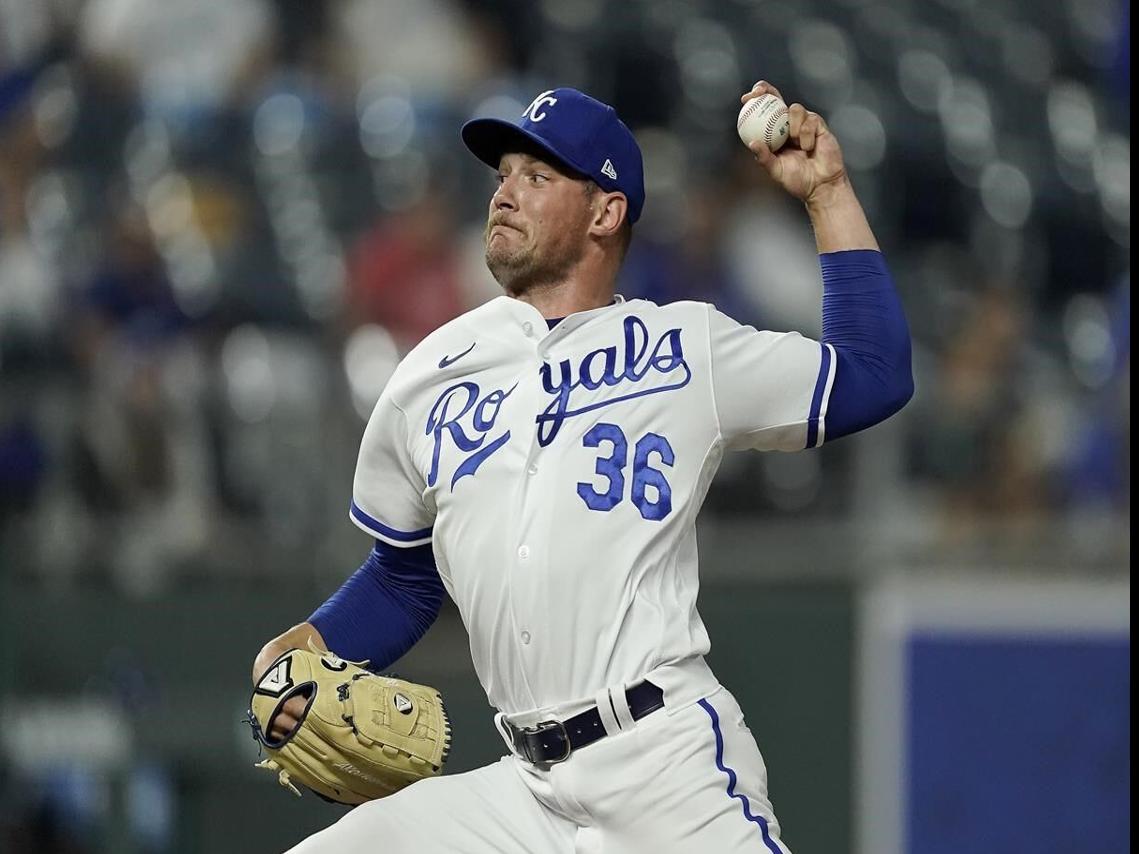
[347,300,494,545]
[382,298,509,403]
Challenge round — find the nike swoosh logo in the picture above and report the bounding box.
[438,342,476,369]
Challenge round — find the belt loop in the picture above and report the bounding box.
[493,711,517,755]
[593,688,621,736]
[610,684,636,731]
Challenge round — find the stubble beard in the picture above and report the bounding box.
[485,225,579,297]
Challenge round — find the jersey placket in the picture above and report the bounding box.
[508,310,601,708]
[502,314,555,710]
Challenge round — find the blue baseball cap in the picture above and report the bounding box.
[462,88,645,223]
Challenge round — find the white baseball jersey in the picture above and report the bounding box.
[350,294,835,717]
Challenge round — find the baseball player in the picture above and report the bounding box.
[252,80,913,852]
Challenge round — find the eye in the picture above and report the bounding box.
[495,174,506,185]
[529,173,549,184]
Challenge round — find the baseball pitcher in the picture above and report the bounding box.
[250,80,913,852]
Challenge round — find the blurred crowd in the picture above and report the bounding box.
[0,0,1130,593]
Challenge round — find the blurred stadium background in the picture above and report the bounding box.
[0,0,1128,852]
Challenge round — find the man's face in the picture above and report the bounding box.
[484,151,595,295]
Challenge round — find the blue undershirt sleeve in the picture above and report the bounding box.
[820,249,914,441]
[307,540,445,669]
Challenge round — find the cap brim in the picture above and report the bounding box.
[461,118,587,178]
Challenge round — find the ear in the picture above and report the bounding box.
[588,192,629,240]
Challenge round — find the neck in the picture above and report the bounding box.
[507,255,619,319]
[495,239,624,318]
[512,280,616,319]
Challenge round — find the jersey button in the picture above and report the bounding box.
[520,631,531,645]
[522,321,534,336]
[527,464,538,476]
[518,545,530,560]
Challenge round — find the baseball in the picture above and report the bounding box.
[737,93,789,152]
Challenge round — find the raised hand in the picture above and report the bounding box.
[740,81,847,204]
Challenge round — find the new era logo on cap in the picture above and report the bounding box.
[461,88,645,223]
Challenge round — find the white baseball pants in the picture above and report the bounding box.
[286,685,792,853]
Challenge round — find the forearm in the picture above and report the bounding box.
[805,177,879,253]
[253,622,326,682]
[307,541,444,669]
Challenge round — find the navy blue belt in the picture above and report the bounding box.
[502,681,665,764]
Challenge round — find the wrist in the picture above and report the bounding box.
[252,623,320,683]
[804,175,879,253]
[252,642,288,683]
[804,174,854,212]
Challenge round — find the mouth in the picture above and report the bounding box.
[487,225,519,247]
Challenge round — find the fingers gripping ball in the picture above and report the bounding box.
[247,643,451,805]
[737,93,789,153]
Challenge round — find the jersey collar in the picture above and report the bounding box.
[496,294,627,336]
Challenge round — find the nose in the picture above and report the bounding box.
[491,175,517,212]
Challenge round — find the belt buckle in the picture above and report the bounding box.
[522,719,571,765]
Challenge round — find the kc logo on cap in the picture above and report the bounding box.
[462,87,646,223]
[525,91,558,123]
